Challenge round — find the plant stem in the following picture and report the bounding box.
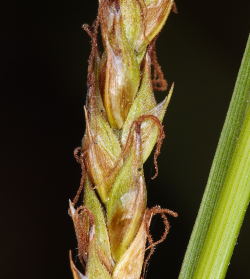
[179,34,250,279]
[193,95,250,278]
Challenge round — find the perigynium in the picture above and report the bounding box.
[69,0,178,278]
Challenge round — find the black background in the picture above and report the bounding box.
[2,1,250,278]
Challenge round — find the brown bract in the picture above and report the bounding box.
[101,2,140,129]
[82,104,122,205]
[107,128,147,261]
[112,215,147,279]
[135,0,175,55]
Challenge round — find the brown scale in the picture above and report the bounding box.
[90,114,165,191]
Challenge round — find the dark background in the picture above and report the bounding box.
[2,0,250,278]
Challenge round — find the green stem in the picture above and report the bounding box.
[193,99,250,278]
[179,34,250,279]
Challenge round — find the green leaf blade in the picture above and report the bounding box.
[193,103,250,278]
[179,34,250,279]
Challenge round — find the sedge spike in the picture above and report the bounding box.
[69,1,178,278]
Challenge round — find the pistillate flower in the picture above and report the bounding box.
[69,0,178,278]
